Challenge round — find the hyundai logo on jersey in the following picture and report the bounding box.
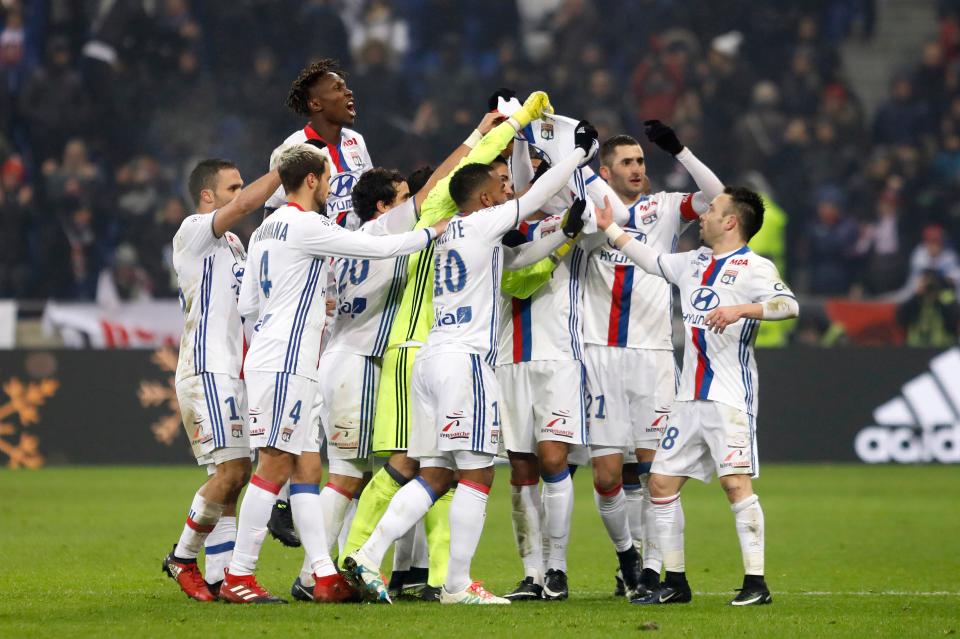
[691,287,720,311]
[330,172,359,197]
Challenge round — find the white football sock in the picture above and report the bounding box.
[594,483,632,552]
[445,480,489,594]
[411,520,429,569]
[278,481,290,502]
[641,489,663,574]
[229,476,281,576]
[319,483,351,562]
[203,515,236,583]
[339,495,358,554]
[290,483,336,578]
[393,521,417,573]
[362,477,435,567]
[731,494,764,576]
[510,481,543,584]
[652,493,684,572]
[624,482,645,554]
[175,492,224,560]
[542,469,573,572]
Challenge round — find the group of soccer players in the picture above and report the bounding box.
[161,58,798,608]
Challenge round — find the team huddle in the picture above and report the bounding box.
[161,59,799,608]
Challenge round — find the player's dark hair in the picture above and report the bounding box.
[407,165,434,196]
[724,185,765,240]
[489,156,508,168]
[450,163,495,209]
[286,58,345,116]
[599,134,641,167]
[278,146,329,193]
[352,168,405,223]
[188,159,237,207]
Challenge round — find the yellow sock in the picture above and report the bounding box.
[341,466,402,564]
[425,489,453,587]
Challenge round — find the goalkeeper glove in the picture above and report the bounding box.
[513,91,554,127]
[643,119,684,156]
[574,120,599,166]
[562,198,587,238]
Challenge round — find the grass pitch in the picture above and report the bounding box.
[1,464,957,638]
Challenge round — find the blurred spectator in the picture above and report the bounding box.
[42,138,104,209]
[854,179,908,294]
[779,48,822,116]
[58,200,102,300]
[0,154,30,296]
[873,77,930,146]
[897,225,960,301]
[732,81,786,175]
[896,269,960,346]
[349,0,409,68]
[19,36,90,162]
[803,186,859,294]
[97,243,154,306]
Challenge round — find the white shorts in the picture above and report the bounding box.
[651,400,758,483]
[303,385,324,455]
[175,373,250,466]
[246,371,318,455]
[419,450,495,471]
[583,345,675,450]
[496,359,587,454]
[409,350,501,460]
[317,350,378,460]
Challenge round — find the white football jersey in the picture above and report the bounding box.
[426,202,526,364]
[239,203,435,380]
[172,213,247,383]
[265,124,372,229]
[496,215,586,364]
[324,198,418,357]
[583,190,698,350]
[657,245,795,416]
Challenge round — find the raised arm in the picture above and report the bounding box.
[301,217,448,260]
[595,195,663,276]
[503,229,568,270]
[644,120,724,212]
[212,148,287,237]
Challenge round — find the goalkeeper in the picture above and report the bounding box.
[341,91,556,596]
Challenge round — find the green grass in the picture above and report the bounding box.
[1,465,958,638]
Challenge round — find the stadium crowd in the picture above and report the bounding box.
[0,0,958,343]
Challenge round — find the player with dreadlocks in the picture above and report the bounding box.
[262,59,375,549]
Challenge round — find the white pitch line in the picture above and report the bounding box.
[581,591,960,597]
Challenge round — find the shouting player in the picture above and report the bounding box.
[594,186,798,606]
[218,145,447,604]
[162,158,282,601]
[580,122,724,599]
[344,120,598,606]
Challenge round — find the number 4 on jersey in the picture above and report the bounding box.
[259,251,272,297]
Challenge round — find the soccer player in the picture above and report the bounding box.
[298,114,503,602]
[264,58,372,548]
[161,158,283,601]
[594,186,798,606]
[344,120,598,605]
[579,122,724,599]
[340,92,554,599]
[218,145,447,604]
[265,58,371,227]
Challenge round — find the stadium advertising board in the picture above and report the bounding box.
[0,347,956,466]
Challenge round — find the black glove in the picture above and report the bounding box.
[502,229,527,247]
[488,88,517,112]
[574,120,599,154]
[562,198,587,238]
[643,119,684,155]
[530,157,552,183]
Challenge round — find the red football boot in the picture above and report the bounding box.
[162,551,215,602]
[314,572,362,603]
[219,569,286,604]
